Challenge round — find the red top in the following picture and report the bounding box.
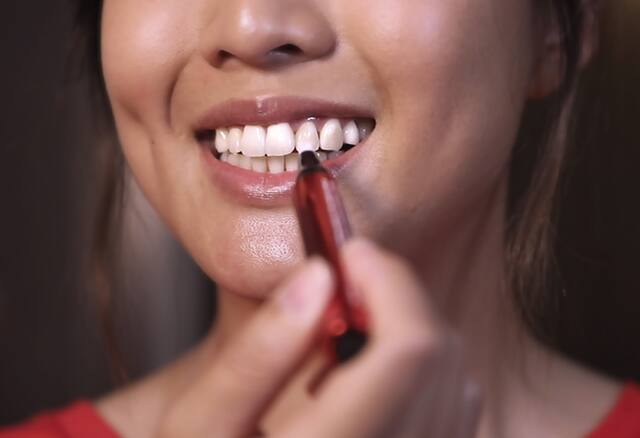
[1,384,639,437]
[0,402,119,438]
[588,384,640,438]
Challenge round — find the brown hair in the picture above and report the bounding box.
[71,0,127,383]
[70,0,595,379]
[507,0,591,342]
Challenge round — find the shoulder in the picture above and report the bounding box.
[588,383,640,438]
[93,369,177,438]
[0,401,119,438]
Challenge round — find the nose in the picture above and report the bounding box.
[201,0,336,69]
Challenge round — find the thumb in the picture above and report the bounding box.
[159,258,333,438]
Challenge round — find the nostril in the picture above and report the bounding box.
[216,44,303,67]
[218,50,233,62]
[270,44,303,56]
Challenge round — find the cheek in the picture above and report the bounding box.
[100,1,206,236]
[101,1,198,123]
[342,0,534,247]
[190,209,304,297]
[345,0,533,95]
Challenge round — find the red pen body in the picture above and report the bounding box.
[293,151,368,364]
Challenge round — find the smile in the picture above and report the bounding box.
[194,96,376,206]
[198,118,374,173]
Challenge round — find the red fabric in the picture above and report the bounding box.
[1,384,639,437]
[587,383,640,438]
[0,401,119,438]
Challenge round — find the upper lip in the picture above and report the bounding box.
[193,95,375,131]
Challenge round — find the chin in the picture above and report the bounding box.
[196,209,306,299]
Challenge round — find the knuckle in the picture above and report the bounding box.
[379,250,415,277]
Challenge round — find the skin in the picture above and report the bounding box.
[97,0,618,437]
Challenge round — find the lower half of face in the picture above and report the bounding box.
[101,0,537,298]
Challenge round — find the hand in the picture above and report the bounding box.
[157,238,481,438]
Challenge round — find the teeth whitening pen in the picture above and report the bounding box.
[293,151,368,365]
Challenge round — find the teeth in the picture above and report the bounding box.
[238,154,252,170]
[265,123,296,156]
[295,121,320,153]
[320,119,344,151]
[240,125,266,157]
[227,153,240,166]
[210,117,375,173]
[215,129,229,153]
[228,127,242,154]
[357,119,375,140]
[343,121,359,145]
[285,154,299,172]
[251,156,268,172]
[267,156,285,173]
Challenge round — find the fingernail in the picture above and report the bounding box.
[279,258,333,323]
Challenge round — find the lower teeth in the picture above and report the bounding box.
[218,148,349,173]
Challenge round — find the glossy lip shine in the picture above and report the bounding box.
[196,96,374,207]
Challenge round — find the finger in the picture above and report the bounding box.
[343,237,444,352]
[279,238,445,437]
[160,258,334,438]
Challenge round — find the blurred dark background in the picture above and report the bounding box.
[0,1,213,424]
[0,0,638,426]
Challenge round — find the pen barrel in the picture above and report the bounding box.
[294,166,368,363]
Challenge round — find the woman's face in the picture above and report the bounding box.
[101,0,540,298]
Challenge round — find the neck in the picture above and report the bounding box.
[412,180,530,436]
[417,179,522,391]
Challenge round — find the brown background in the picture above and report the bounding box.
[0,0,638,426]
[0,1,213,423]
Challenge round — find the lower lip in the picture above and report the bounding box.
[200,143,365,207]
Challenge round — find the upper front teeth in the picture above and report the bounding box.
[240,125,266,157]
[266,123,296,156]
[319,119,344,151]
[295,121,319,152]
[343,120,359,145]
[227,127,242,154]
[212,118,372,157]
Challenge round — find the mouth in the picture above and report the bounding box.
[196,117,375,173]
[194,96,376,206]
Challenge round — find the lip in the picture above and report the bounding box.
[194,95,374,130]
[196,96,374,208]
[200,139,367,208]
